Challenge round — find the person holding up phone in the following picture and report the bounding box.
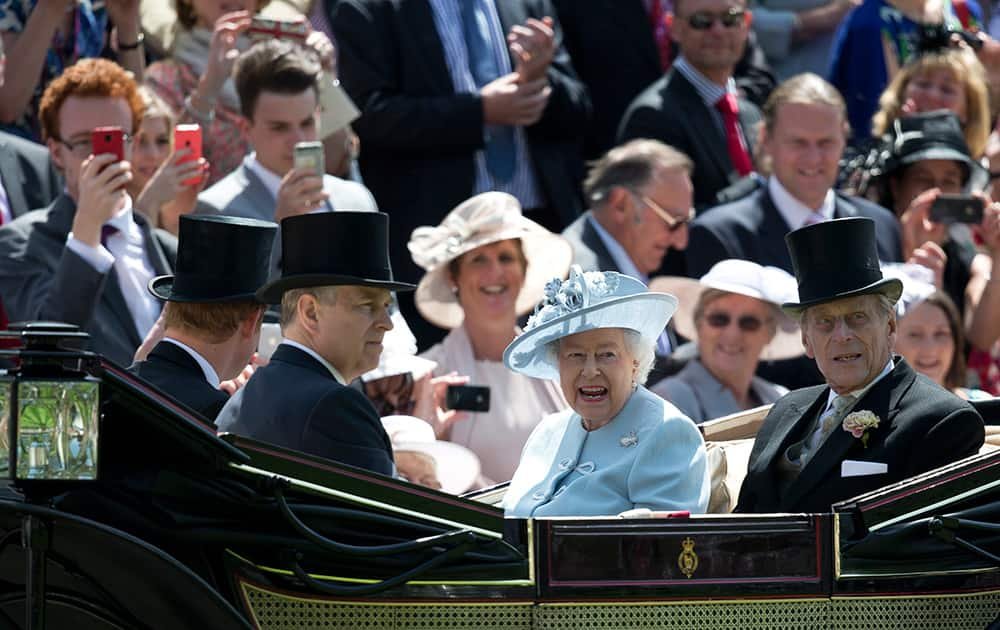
[0,59,177,366]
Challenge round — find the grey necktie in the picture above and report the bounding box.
[799,394,856,466]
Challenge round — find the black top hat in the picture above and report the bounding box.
[781,217,903,316]
[149,215,277,303]
[256,211,415,304]
[883,111,982,183]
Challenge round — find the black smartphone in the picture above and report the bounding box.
[446,384,490,412]
[929,194,984,224]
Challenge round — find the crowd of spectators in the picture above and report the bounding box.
[1,0,1000,502]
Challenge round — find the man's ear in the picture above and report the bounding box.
[606,186,632,225]
[801,326,815,359]
[237,116,252,136]
[241,306,266,339]
[47,138,65,173]
[297,294,321,335]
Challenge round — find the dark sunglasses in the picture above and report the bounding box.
[704,311,763,332]
[686,8,747,30]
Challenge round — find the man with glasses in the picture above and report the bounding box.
[0,58,177,366]
[562,139,694,357]
[618,0,762,214]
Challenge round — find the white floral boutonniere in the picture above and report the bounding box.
[842,410,880,448]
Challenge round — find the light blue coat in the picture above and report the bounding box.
[503,386,711,518]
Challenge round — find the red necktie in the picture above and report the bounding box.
[715,93,753,177]
[648,0,672,72]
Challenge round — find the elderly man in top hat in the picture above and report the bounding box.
[215,211,413,476]
[130,215,277,421]
[736,217,984,514]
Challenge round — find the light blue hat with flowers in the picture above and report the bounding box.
[503,265,678,380]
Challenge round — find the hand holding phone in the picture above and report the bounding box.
[293,141,325,177]
[446,384,490,412]
[91,126,125,162]
[174,124,203,187]
[929,193,984,224]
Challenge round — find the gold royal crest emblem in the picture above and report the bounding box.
[678,537,698,578]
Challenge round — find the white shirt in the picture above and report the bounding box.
[162,337,221,388]
[768,175,836,230]
[65,196,161,339]
[280,339,347,385]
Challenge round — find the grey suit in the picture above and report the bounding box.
[650,358,787,424]
[0,131,61,220]
[0,194,177,366]
[196,157,378,278]
[560,212,620,273]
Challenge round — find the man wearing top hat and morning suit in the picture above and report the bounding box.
[736,217,984,514]
[130,215,277,421]
[215,211,413,476]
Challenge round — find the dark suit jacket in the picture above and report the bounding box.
[554,0,775,159]
[129,341,229,421]
[332,0,591,286]
[0,132,60,220]
[0,194,177,366]
[561,211,619,273]
[215,344,395,476]
[685,186,903,279]
[617,69,763,210]
[736,358,984,514]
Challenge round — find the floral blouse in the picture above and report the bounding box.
[144,60,250,186]
[0,0,107,140]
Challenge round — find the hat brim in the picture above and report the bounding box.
[503,292,678,381]
[781,277,903,317]
[394,440,480,494]
[148,275,261,303]
[896,147,986,184]
[415,227,573,329]
[648,276,804,361]
[256,274,416,305]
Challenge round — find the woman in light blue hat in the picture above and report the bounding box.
[501,266,711,518]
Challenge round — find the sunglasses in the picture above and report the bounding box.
[704,311,764,332]
[630,192,696,232]
[685,8,747,30]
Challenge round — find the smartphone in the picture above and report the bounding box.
[91,126,124,161]
[929,193,984,225]
[446,385,490,412]
[248,16,309,42]
[294,141,325,177]
[173,124,203,187]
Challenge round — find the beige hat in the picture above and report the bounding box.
[381,416,480,494]
[648,259,803,361]
[408,192,572,329]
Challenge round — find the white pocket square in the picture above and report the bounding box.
[841,460,888,477]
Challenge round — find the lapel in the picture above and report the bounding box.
[758,187,796,269]
[579,213,620,272]
[783,360,915,508]
[406,0,456,94]
[668,72,732,181]
[134,212,172,275]
[0,135,29,218]
[238,162,279,222]
[832,194,859,220]
[751,386,829,494]
[736,97,759,157]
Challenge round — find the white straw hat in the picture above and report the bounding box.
[503,265,678,380]
[408,192,572,329]
[648,259,803,361]
[380,416,480,494]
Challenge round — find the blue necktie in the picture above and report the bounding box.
[459,0,516,182]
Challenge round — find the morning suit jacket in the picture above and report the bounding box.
[0,131,61,219]
[561,212,620,274]
[215,344,395,476]
[685,186,903,279]
[129,341,229,421]
[617,69,763,210]
[735,358,984,514]
[0,194,177,366]
[332,0,591,286]
[553,0,776,159]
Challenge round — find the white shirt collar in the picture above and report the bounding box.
[768,176,836,230]
[246,153,284,201]
[586,214,648,282]
[280,339,347,385]
[824,357,895,411]
[105,195,140,240]
[162,337,221,388]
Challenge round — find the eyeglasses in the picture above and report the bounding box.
[684,8,747,30]
[704,311,764,332]
[630,192,696,232]
[56,133,133,158]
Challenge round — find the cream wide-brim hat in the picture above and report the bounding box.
[408,192,573,330]
[648,259,804,361]
[380,416,480,495]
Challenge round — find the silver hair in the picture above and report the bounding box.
[544,328,657,386]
